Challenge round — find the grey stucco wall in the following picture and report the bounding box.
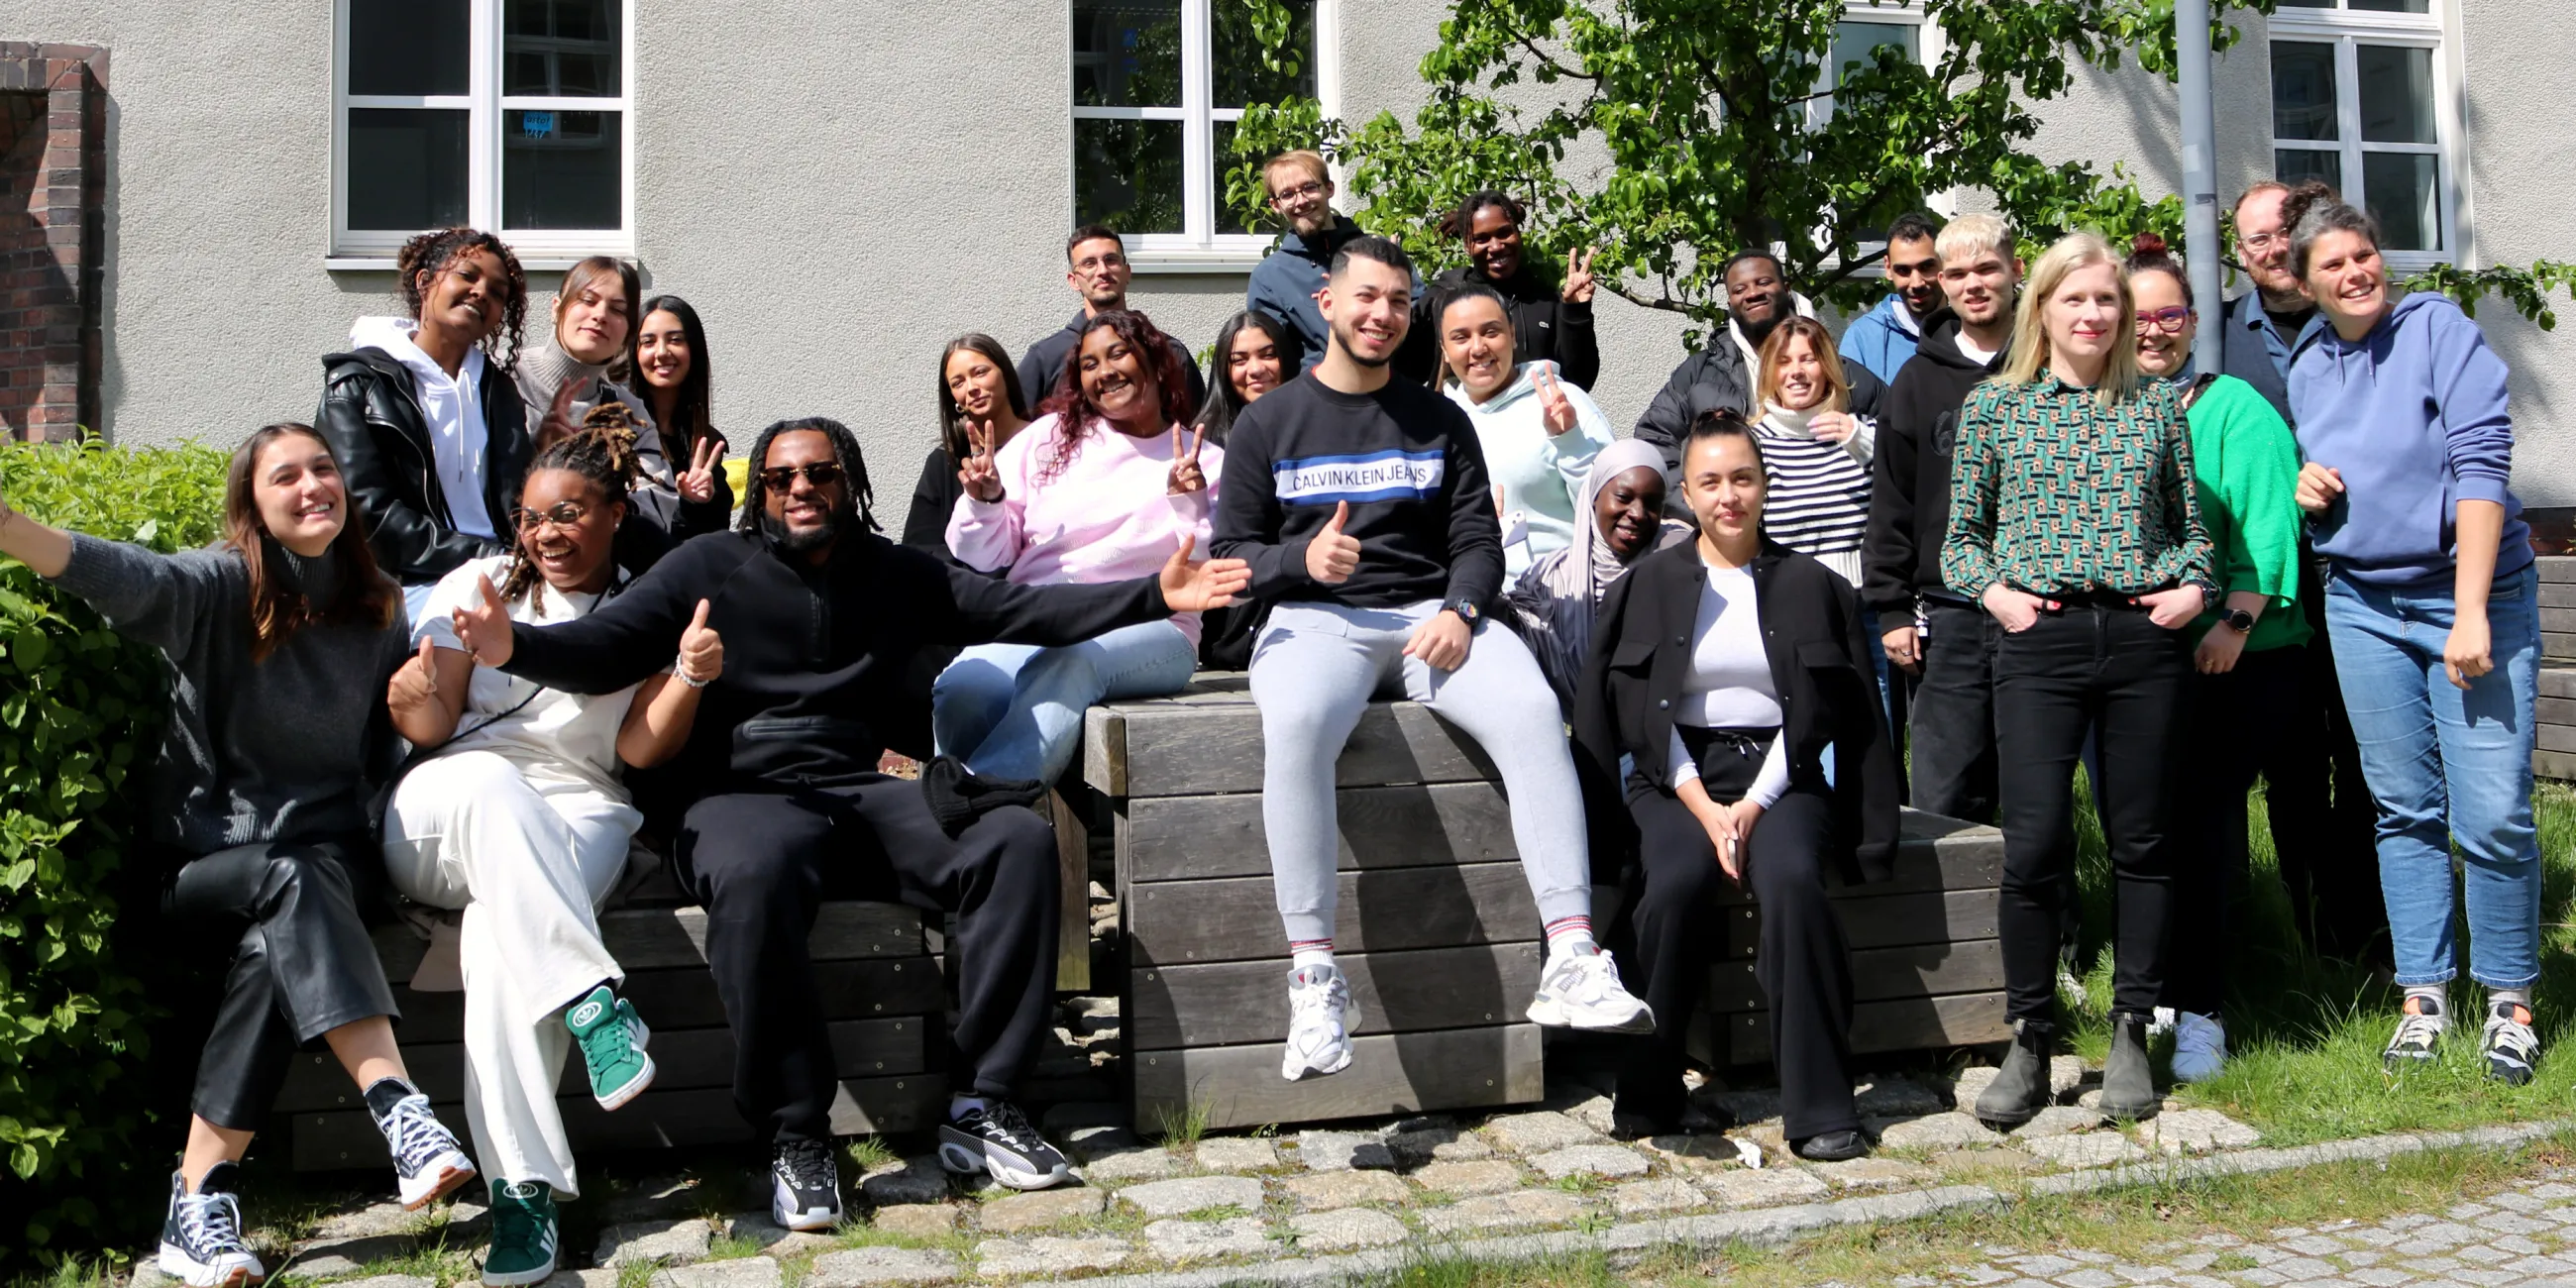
[13,1,2569,501]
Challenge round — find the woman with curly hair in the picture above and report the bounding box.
[318,227,534,622]
[935,308,1220,785]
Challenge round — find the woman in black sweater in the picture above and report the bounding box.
[1573,409,1900,1154]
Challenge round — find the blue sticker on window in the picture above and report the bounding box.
[521,111,557,139]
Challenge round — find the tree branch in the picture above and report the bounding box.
[1607,279,1693,314]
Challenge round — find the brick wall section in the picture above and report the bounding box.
[0,43,105,444]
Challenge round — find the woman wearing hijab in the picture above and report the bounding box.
[1506,438,1692,713]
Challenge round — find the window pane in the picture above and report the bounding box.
[1075,117,1184,234]
[504,0,622,97]
[2363,151,2440,252]
[2356,45,2434,144]
[1073,0,1182,107]
[2271,42,2339,142]
[1213,0,1317,108]
[2275,148,2343,194]
[1215,118,1250,235]
[503,109,623,229]
[348,108,470,230]
[2275,0,2333,6]
[1833,22,1917,79]
[349,0,468,96]
[2350,0,2430,12]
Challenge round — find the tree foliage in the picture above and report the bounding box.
[1228,0,2573,334]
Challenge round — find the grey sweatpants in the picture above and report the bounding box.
[1249,599,1595,945]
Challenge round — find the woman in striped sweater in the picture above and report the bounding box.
[1753,317,1875,586]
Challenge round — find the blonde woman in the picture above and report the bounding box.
[1941,232,2214,1129]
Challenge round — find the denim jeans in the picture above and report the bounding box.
[2324,564,2541,990]
[932,620,1199,786]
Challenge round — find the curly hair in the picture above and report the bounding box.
[1437,189,1525,241]
[223,423,398,660]
[397,227,530,374]
[498,403,645,615]
[735,416,880,537]
[1034,308,1194,484]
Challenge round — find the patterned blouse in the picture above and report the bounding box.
[1939,377,2214,599]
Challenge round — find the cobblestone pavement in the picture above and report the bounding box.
[1889,1173,2576,1288]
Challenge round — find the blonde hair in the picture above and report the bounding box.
[1263,150,1331,193]
[1755,317,1852,413]
[1935,212,2015,268]
[1997,231,2143,409]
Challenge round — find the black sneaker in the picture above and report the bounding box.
[769,1138,842,1233]
[937,1100,1073,1191]
[159,1162,266,1288]
[371,1083,477,1210]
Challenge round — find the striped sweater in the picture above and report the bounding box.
[1755,403,1876,588]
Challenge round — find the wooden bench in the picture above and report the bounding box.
[1081,675,2010,1133]
[274,869,950,1171]
[2538,557,2575,783]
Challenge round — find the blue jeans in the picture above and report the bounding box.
[2324,564,2541,990]
[932,620,1199,786]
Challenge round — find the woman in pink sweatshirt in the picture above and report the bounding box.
[934,308,1223,785]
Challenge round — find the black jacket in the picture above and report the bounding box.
[1858,307,2004,631]
[497,528,1176,798]
[1632,326,1886,473]
[316,349,532,587]
[1424,263,1600,390]
[1571,539,1900,885]
[901,444,965,565]
[1019,311,1208,416]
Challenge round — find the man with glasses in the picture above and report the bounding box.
[1020,224,1206,408]
[449,416,1251,1232]
[2220,182,2327,424]
[1246,150,1421,373]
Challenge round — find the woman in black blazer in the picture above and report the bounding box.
[1573,408,1901,1157]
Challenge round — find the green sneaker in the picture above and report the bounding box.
[567,985,655,1111]
[482,1180,557,1287]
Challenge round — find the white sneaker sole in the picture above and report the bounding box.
[937,1136,1072,1191]
[1281,1000,1362,1081]
[397,1151,477,1211]
[593,1049,657,1113]
[1526,994,1658,1034]
[479,1251,558,1287]
[770,1196,841,1233]
[160,1243,264,1288]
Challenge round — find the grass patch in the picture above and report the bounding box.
[1147,1098,1214,1146]
[839,1136,898,1175]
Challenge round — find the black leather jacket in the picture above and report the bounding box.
[316,348,531,587]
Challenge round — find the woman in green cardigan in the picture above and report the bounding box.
[2124,234,2310,1085]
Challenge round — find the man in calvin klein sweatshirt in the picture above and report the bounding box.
[1213,236,1653,1087]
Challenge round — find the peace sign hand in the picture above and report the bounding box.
[678,435,725,504]
[1167,424,1210,496]
[958,419,1005,502]
[1535,367,1578,436]
[538,380,584,449]
[1560,246,1600,304]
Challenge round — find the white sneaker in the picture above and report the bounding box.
[1281,964,1360,1081]
[2171,1011,2227,1083]
[1527,946,1657,1033]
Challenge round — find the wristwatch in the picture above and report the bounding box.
[2220,607,2257,633]
[1444,598,1481,625]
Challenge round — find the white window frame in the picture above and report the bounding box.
[329,0,635,268]
[2267,0,2461,271]
[1811,2,1950,276]
[1072,0,1341,273]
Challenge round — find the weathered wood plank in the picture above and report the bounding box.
[380,957,947,1044]
[1127,943,1544,1048]
[1702,940,2006,1013]
[1703,813,2001,908]
[1131,1024,1543,1132]
[2548,632,2576,664]
[1124,782,1520,882]
[2536,748,2576,783]
[287,1077,944,1170]
[275,1018,925,1113]
[1718,991,2012,1065]
[2544,583,2576,610]
[1052,791,1092,993]
[2542,665,2576,701]
[1101,702,1501,799]
[598,902,929,969]
[2542,557,2576,585]
[2542,608,2576,637]
[1127,863,1540,965]
[1722,889,2000,958]
[2540,723,2576,755]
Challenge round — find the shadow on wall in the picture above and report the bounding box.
[0,91,72,440]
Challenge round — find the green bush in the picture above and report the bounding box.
[0,440,230,1262]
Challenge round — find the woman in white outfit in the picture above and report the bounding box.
[381,412,723,1286]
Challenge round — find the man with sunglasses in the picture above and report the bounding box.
[449,416,1251,1230]
[1019,224,1206,407]
[1245,149,1422,374]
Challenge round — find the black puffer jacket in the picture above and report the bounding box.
[1632,325,1886,473]
[316,349,531,587]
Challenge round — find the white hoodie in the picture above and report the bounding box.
[1443,359,1614,578]
[349,316,497,541]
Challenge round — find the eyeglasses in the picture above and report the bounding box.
[2135,306,2194,335]
[514,501,592,532]
[2240,232,2286,251]
[1072,253,1127,272]
[1270,180,1328,204]
[759,463,845,491]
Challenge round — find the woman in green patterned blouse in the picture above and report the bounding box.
[1941,232,2216,1131]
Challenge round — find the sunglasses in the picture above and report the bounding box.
[759,463,846,491]
[2135,306,2194,335]
[514,501,592,532]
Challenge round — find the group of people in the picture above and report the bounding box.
[0,144,2540,1288]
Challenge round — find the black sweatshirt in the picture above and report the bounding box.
[1859,308,2006,633]
[1212,371,1504,612]
[499,528,1173,793]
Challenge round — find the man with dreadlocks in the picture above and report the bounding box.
[448,416,1251,1227]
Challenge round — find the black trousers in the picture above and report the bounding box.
[2266,573,2389,964]
[162,838,398,1130]
[1908,597,1999,825]
[2163,644,2308,1016]
[674,777,1058,1143]
[1612,737,1857,1140]
[1992,601,2187,1024]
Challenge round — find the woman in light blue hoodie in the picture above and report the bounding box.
[2281,182,2541,1086]
[1435,284,1614,578]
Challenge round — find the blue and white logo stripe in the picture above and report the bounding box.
[1274,450,1446,505]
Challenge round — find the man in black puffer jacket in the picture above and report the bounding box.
[1633,250,1884,473]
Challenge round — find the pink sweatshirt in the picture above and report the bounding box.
[947,414,1225,646]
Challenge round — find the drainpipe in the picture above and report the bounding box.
[2178,0,2225,376]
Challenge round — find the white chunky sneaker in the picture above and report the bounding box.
[376,1090,477,1210]
[1281,963,1360,1081]
[1526,946,1657,1033]
[2170,1011,2228,1084]
[159,1163,265,1288]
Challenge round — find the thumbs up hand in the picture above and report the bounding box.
[386,636,445,720]
[677,598,724,686]
[450,574,516,667]
[1305,500,1362,585]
